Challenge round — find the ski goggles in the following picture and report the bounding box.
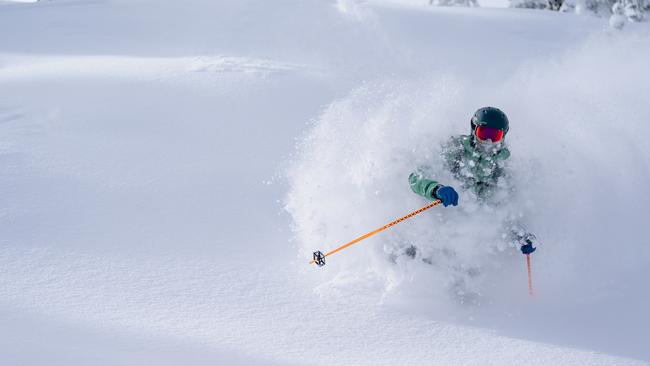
[475,126,505,143]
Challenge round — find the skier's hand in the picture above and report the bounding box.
[520,233,537,255]
[434,185,459,207]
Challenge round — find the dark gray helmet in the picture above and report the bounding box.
[470,107,509,134]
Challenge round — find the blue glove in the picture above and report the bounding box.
[521,243,536,255]
[434,185,459,207]
[520,234,537,255]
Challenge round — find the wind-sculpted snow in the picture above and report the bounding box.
[286,29,650,355]
[0,55,306,83]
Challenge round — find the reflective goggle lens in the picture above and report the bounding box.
[475,126,504,142]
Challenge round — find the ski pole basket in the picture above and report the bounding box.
[313,251,326,267]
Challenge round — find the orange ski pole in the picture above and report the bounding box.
[526,254,534,296]
[310,200,442,266]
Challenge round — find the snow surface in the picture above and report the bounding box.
[1,0,649,365]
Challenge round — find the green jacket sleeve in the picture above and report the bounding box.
[408,172,440,201]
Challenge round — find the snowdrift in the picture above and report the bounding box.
[1,0,649,364]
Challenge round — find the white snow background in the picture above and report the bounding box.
[1,0,649,365]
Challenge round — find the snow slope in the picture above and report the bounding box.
[1,0,649,365]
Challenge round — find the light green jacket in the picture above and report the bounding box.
[409,135,510,200]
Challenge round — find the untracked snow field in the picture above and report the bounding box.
[1,1,649,365]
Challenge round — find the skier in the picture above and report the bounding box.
[408,107,537,255]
